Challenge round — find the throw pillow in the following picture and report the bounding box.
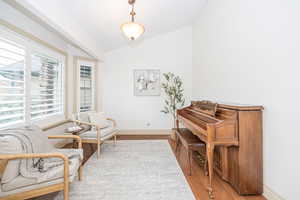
[89,113,109,129]
[77,113,90,123]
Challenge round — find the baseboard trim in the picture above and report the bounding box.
[116,135,170,140]
[263,185,285,200]
[117,129,172,136]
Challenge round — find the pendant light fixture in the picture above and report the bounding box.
[121,0,145,40]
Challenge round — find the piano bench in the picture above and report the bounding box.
[175,128,207,176]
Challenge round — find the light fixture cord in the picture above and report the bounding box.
[130,3,136,22]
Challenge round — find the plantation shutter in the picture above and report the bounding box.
[0,36,25,128]
[80,65,93,112]
[30,53,63,120]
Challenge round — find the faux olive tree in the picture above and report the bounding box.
[161,72,185,128]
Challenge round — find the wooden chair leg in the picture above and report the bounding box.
[63,175,69,200]
[78,164,83,181]
[64,188,69,200]
[114,135,117,146]
[97,141,101,159]
[63,157,69,200]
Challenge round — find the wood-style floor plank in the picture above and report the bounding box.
[168,138,266,200]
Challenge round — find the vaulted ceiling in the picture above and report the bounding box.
[15,0,206,54]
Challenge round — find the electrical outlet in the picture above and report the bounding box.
[146,123,151,127]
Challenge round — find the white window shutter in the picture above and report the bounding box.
[80,65,93,112]
[30,53,63,120]
[0,36,25,128]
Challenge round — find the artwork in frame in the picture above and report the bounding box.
[134,69,161,96]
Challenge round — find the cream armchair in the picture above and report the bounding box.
[0,135,83,200]
[72,113,118,158]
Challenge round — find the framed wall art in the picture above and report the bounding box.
[134,69,160,96]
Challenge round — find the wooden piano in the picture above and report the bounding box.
[176,101,263,197]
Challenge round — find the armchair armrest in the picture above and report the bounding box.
[47,136,83,181]
[0,152,68,163]
[48,135,82,149]
[0,153,70,192]
[71,120,101,130]
[106,118,117,128]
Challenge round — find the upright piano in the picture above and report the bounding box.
[176,101,263,196]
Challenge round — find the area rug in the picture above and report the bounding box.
[38,140,195,200]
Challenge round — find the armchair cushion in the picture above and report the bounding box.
[0,136,23,184]
[79,122,117,140]
[0,125,83,184]
[89,113,110,129]
[1,155,81,192]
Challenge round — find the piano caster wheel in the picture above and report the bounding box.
[207,187,214,199]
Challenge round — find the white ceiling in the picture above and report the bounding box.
[21,0,206,53]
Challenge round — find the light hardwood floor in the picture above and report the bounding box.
[168,138,266,200]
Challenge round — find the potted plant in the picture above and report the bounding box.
[161,72,185,140]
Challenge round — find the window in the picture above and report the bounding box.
[0,36,25,128]
[80,65,92,112]
[31,53,63,120]
[77,60,95,112]
[0,30,65,128]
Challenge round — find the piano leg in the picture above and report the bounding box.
[206,143,215,199]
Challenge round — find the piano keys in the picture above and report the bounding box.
[176,101,263,197]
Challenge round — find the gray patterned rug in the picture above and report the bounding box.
[38,140,195,200]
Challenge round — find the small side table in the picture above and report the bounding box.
[65,126,83,148]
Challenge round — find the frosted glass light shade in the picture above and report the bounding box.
[121,22,145,40]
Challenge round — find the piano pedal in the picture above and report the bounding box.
[195,153,209,176]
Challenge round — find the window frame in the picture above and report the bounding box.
[76,59,96,113]
[29,42,66,122]
[0,27,66,128]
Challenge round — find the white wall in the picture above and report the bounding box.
[19,0,104,59]
[95,62,104,112]
[0,0,94,126]
[103,26,193,130]
[0,0,67,50]
[192,0,300,199]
